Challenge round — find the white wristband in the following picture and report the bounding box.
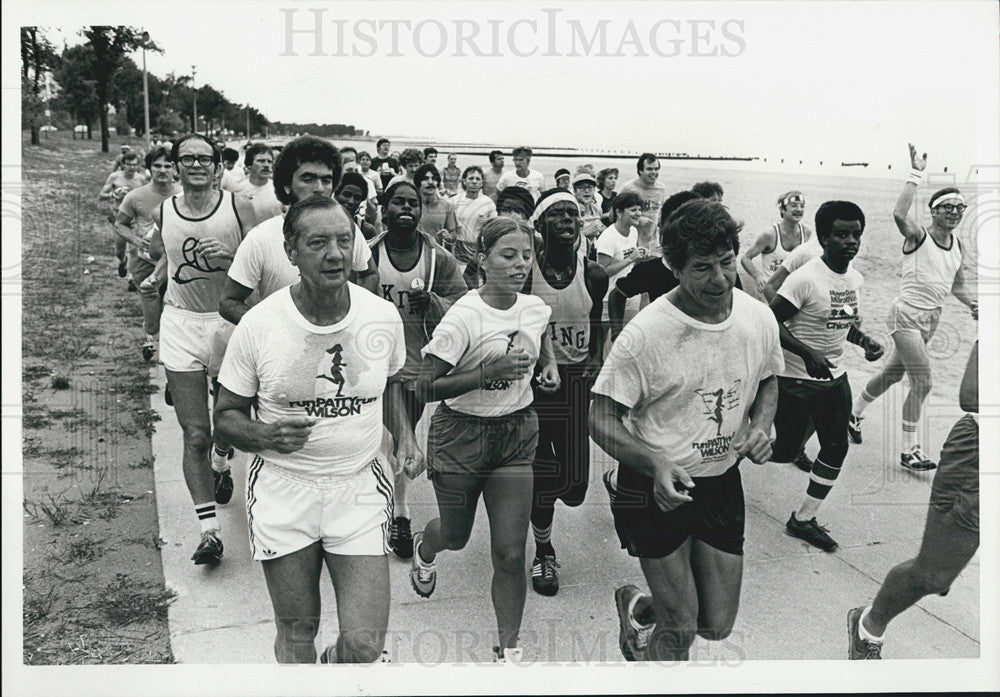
[906,169,924,185]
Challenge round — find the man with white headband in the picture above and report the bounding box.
[850,144,977,471]
[525,188,607,597]
[740,191,814,298]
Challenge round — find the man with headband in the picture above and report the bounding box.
[740,191,814,298]
[524,188,608,597]
[850,144,977,471]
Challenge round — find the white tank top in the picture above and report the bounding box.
[759,223,804,276]
[162,191,244,313]
[530,244,592,365]
[897,228,963,311]
[374,238,435,383]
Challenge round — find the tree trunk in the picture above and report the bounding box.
[31,124,40,146]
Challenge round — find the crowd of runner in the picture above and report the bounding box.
[102,136,979,664]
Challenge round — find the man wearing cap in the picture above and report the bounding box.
[554,169,572,191]
[525,188,608,597]
[497,146,546,202]
[619,153,668,252]
[572,169,605,240]
[850,143,977,472]
[740,191,813,298]
[483,150,506,202]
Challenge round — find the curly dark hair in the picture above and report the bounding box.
[272,136,342,205]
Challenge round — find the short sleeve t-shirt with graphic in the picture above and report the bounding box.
[422,291,551,417]
[777,256,863,382]
[596,224,639,301]
[218,284,405,477]
[592,290,784,478]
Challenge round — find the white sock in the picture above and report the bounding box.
[211,445,231,473]
[901,420,918,451]
[853,390,875,417]
[195,502,219,534]
[858,606,884,642]
[627,593,654,630]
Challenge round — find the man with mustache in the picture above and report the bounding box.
[740,191,814,298]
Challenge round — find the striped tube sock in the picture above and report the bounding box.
[532,523,552,553]
[799,458,843,518]
[901,420,918,451]
[852,389,876,418]
[195,502,219,534]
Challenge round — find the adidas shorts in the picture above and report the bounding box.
[929,414,979,534]
[887,299,942,344]
[612,463,745,558]
[159,305,234,376]
[245,456,394,561]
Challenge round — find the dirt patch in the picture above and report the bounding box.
[20,132,173,665]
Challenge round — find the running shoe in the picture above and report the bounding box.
[602,469,617,504]
[492,646,523,663]
[320,645,391,663]
[191,531,223,565]
[900,446,936,471]
[409,531,436,598]
[213,469,234,505]
[531,554,560,596]
[127,278,138,292]
[785,514,838,552]
[847,607,882,660]
[164,385,173,406]
[793,451,813,473]
[141,341,155,361]
[847,415,863,444]
[117,258,128,278]
[615,584,654,661]
[391,516,414,559]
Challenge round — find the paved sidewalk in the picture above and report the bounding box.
[150,367,980,664]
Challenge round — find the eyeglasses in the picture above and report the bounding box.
[177,155,215,167]
[934,204,967,214]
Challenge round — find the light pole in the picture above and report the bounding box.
[141,31,151,150]
[191,65,198,134]
[245,104,250,139]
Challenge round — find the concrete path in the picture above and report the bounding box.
[150,366,982,665]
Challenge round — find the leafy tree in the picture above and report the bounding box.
[82,26,160,152]
[21,27,59,145]
[53,44,100,139]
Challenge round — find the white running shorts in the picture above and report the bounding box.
[245,456,394,561]
[159,305,234,376]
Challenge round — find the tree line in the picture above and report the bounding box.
[21,26,366,153]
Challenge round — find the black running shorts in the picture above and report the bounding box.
[612,462,745,558]
[929,414,979,533]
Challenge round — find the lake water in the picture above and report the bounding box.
[262,136,981,399]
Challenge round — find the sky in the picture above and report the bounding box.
[11,0,1000,175]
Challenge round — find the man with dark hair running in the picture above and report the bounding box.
[590,198,781,661]
[525,188,608,596]
[769,201,884,552]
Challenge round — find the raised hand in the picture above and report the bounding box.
[909,143,927,172]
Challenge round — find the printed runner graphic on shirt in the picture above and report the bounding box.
[286,333,378,418]
[317,344,347,397]
[692,380,742,460]
[484,331,519,391]
[173,236,228,284]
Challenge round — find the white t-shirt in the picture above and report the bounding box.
[238,181,284,221]
[619,178,667,249]
[218,284,405,477]
[421,291,551,417]
[220,167,246,193]
[496,169,546,202]
[595,224,639,302]
[452,195,498,264]
[592,290,784,478]
[227,213,371,301]
[778,235,823,274]
[777,256,864,382]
